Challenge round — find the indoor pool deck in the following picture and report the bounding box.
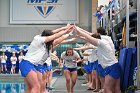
[0,74,97,93]
[51,76,96,93]
[0,74,24,83]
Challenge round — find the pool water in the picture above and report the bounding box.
[0,83,25,93]
[0,73,58,93]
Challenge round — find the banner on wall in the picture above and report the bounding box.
[10,0,79,24]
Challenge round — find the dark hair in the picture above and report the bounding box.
[41,29,54,54]
[91,33,101,39]
[97,27,107,35]
[65,47,74,56]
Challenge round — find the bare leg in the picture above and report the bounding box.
[11,66,13,74]
[64,70,71,93]
[12,66,14,74]
[93,71,100,92]
[24,78,31,93]
[87,73,92,87]
[89,70,96,89]
[4,65,7,71]
[86,74,90,85]
[114,79,121,93]
[104,75,115,93]
[13,66,16,74]
[48,70,53,88]
[36,71,44,93]
[71,71,77,93]
[98,76,105,92]
[45,71,50,93]
[85,74,88,83]
[1,65,4,72]
[42,72,48,92]
[25,70,40,93]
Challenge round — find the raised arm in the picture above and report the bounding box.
[75,26,98,46]
[44,25,73,43]
[53,37,76,48]
[53,34,70,47]
[52,25,69,34]
[74,44,95,51]
[61,38,76,44]
[76,26,93,36]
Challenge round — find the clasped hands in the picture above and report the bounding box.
[64,24,81,36]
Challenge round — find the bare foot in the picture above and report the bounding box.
[98,89,104,93]
[93,88,99,92]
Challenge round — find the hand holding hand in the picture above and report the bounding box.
[61,24,71,30]
[72,25,80,35]
[65,25,74,33]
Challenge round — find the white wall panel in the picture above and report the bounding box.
[0,0,92,42]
